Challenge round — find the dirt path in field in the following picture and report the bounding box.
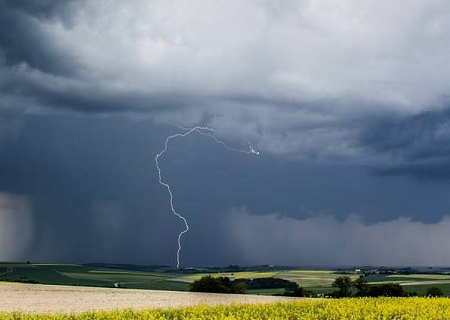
[0,282,305,314]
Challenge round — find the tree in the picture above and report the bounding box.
[368,283,404,297]
[353,276,369,297]
[425,287,445,297]
[231,281,247,294]
[332,276,353,297]
[190,276,230,293]
[190,276,247,294]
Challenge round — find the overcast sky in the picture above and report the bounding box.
[1,0,450,267]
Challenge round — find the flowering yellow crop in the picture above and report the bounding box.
[1,297,450,320]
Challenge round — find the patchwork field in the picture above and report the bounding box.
[183,269,357,294]
[2,263,450,295]
[2,265,450,319]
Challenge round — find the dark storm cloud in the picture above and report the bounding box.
[0,0,80,75]
[0,114,181,263]
[358,108,450,178]
[1,0,450,176]
[1,0,76,17]
[362,110,450,159]
[0,0,207,121]
[2,0,450,266]
[226,208,450,266]
[0,69,198,113]
[3,113,450,266]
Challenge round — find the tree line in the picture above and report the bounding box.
[329,276,444,297]
[190,275,446,297]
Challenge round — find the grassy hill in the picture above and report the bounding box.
[2,263,450,295]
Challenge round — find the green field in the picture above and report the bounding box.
[183,269,359,294]
[2,263,450,295]
[366,273,450,295]
[0,263,189,291]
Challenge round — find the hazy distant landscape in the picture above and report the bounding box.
[2,263,450,296]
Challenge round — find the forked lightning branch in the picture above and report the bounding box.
[155,126,259,268]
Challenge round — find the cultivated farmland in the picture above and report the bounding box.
[0,282,299,314]
[1,296,450,319]
[2,263,450,295]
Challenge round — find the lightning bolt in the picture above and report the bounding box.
[155,126,259,268]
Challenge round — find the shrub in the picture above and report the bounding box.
[426,286,445,297]
[368,283,404,297]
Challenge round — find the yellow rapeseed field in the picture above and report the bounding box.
[1,297,450,320]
